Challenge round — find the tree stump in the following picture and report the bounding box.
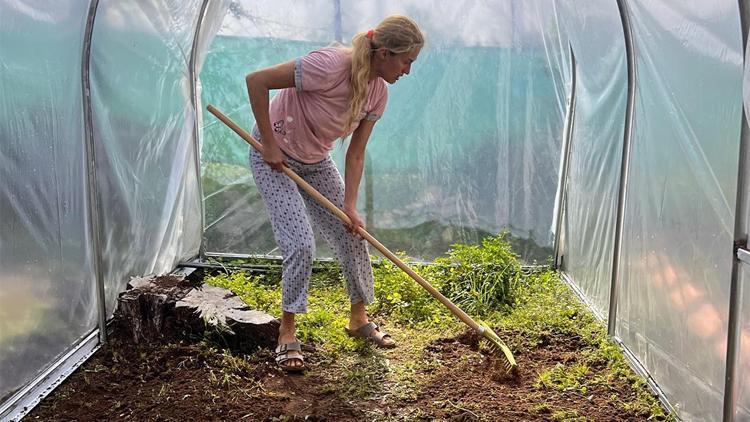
[114,273,279,351]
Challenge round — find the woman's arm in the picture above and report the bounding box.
[343,119,376,232]
[245,61,296,171]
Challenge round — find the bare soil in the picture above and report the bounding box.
[28,326,657,421]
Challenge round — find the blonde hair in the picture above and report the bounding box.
[344,15,424,133]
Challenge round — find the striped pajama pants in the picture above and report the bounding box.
[249,146,374,314]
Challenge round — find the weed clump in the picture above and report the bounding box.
[432,232,521,317]
[371,233,522,326]
[371,255,450,327]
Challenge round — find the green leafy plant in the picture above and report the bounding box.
[432,233,522,317]
[371,254,450,327]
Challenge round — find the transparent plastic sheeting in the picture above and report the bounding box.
[557,2,627,318]
[200,0,568,263]
[90,0,211,316]
[616,1,743,420]
[737,33,750,422]
[194,0,233,156]
[0,1,96,404]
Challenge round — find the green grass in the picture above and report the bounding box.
[537,362,590,393]
[551,409,586,421]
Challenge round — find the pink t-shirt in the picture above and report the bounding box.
[265,47,388,163]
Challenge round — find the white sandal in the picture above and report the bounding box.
[275,341,305,372]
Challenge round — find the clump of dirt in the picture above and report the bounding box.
[152,274,189,289]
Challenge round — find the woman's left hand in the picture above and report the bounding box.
[343,206,365,235]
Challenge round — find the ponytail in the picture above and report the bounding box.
[343,15,424,133]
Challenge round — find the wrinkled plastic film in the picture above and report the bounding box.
[200,0,568,262]
[193,0,232,197]
[0,0,96,404]
[616,1,744,419]
[736,25,750,421]
[89,0,206,316]
[195,0,233,73]
[557,2,627,319]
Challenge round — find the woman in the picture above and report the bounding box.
[245,15,424,372]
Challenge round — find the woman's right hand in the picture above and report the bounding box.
[261,143,286,172]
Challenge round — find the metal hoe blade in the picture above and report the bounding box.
[479,324,517,373]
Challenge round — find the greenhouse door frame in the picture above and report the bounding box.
[723,2,750,421]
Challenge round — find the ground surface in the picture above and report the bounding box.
[29,327,655,421]
[28,236,671,421]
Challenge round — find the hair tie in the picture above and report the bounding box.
[366,29,375,40]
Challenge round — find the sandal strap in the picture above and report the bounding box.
[275,341,302,355]
[275,341,304,365]
[276,353,304,364]
[355,322,378,338]
[354,322,391,340]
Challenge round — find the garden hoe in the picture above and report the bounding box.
[207,104,517,374]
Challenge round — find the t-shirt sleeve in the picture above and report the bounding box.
[295,48,347,92]
[365,80,388,121]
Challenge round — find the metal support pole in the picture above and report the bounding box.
[333,0,342,42]
[608,0,637,336]
[81,0,107,343]
[189,0,212,262]
[553,45,577,269]
[722,3,750,420]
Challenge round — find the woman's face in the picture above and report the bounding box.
[373,47,421,84]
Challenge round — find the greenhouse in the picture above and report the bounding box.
[1,0,749,420]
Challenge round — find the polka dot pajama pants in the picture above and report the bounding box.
[249,147,374,314]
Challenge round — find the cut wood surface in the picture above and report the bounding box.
[115,274,279,350]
